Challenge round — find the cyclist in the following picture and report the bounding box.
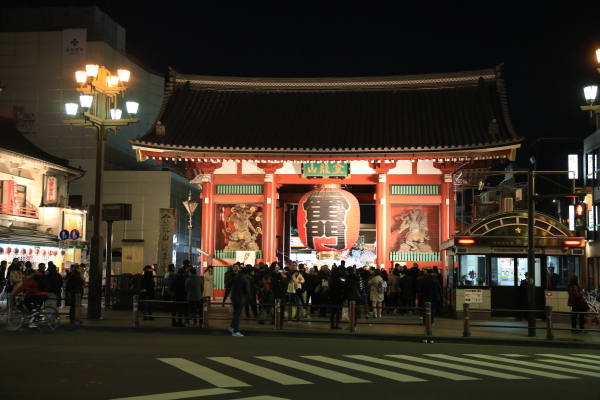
[12,268,49,312]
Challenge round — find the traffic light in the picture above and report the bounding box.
[575,202,587,230]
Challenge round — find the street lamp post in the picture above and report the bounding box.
[64,64,139,319]
[182,191,199,265]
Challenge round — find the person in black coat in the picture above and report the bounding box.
[418,269,442,324]
[399,271,414,315]
[45,263,63,309]
[171,268,189,327]
[305,267,319,315]
[66,264,85,323]
[140,266,156,321]
[328,267,344,329]
[229,267,250,336]
[516,272,528,321]
[344,267,362,324]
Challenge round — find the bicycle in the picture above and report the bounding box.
[3,296,60,333]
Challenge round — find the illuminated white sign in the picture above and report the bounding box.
[569,205,575,231]
[589,207,595,231]
[588,154,594,178]
[568,154,578,179]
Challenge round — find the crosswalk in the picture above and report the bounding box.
[158,353,600,387]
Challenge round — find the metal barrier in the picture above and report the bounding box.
[424,302,432,336]
[74,294,82,325]
[461,304,600,340]
[130,296,600,339]
[546,306,554,340]
[463,303,471,337]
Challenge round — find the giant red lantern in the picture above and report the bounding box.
[297,186,360,252]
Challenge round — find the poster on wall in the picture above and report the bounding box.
[63,211,84,238]
[236,251,256,266]
[158,208,176,275]
[389,205,439,252]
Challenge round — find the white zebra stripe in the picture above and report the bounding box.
[536,354,600,365]
[208,357,312,385]
[426,354,579,379]
[386,355,528,380]
[345,355,479,381]
[158,358,249,388]
[256,356,370,383]
[302,356,426,382]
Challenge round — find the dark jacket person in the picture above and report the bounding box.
[229,268,250,336]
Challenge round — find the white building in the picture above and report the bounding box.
[0,6,199,272]
[0,116,84,270]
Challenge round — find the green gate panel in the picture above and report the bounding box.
[390,185,440,195]
[216,184,264,195]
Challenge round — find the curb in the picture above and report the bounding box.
[59,324,600,350]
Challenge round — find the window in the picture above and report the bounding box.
[16,185,26,208]
[546,256,579,289]
[458,255,487,286]
[490,257,541,287]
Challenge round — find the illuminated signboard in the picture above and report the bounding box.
[568,154,578,179]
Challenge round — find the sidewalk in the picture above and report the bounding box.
[62,304,600,349]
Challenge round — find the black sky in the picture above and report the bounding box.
[8,1,600,156]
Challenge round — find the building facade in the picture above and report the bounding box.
[0,6,199,270]
[0,116,84,270]
[131,66,522,286]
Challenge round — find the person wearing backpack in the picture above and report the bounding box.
[368,268,385,318]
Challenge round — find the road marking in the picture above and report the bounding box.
[302,356,426,382]
[110,388,238,400]
[158,358,249,388]
[345,355,479,381]
[234,397,290,400]
[572,354,600,360]
[463,355,591,378]
[256,356,370,383]
[386,355,528,380]
[536,354,600,365]
[208,357,312,385]
[538,358,600,371]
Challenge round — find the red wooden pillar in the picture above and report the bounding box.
[434,161,462,279]
[371,162,396,269]
[258,163,283,263]
[196,162,221,266]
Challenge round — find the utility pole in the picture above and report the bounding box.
[527,169,536,337]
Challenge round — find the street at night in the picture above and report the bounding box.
[2,331,600,400]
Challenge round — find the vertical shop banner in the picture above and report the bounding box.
[62,29,87,77]
[158,208,176,275]
[45,176,57,204]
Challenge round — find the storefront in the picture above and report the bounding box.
[442,211,584,318]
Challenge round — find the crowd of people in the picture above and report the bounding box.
[0,258,86,323]
[214,260,444,336]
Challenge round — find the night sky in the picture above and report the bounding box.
[6,1,600,159]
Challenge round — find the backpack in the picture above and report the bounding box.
[377,278,387,294]
[34,274,50,292]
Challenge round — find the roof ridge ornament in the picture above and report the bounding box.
[156,121,165,136]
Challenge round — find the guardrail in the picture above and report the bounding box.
[462,303,598,340]
[134,296,433,334]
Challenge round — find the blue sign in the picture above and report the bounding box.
[70,229,80,240]
[59,229,69,241]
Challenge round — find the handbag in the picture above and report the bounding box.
[579,301,591,312]
[342,306,349,320]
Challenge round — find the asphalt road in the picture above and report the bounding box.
[3,330,599,400]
